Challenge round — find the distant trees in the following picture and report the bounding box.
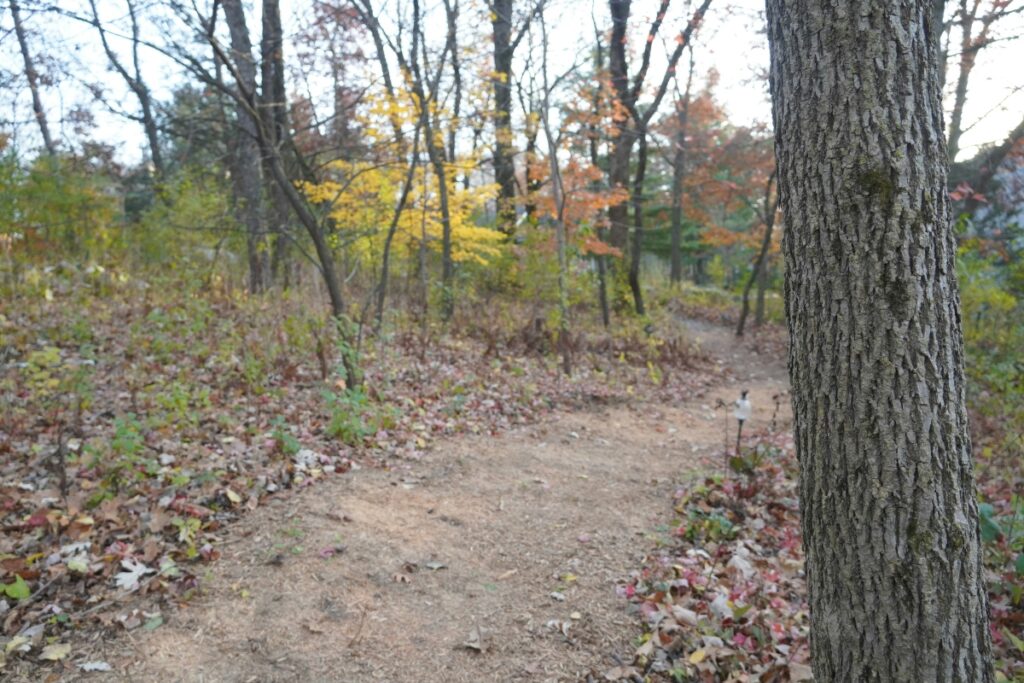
[1,0,1020,359]
[605,0,713,315]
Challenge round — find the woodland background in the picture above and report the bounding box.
[0,0,1022,679]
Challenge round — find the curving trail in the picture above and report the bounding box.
[102,323,789,682]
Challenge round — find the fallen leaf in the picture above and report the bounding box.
[79,661,112,672]
[114,559,154,592]
[462,625,485,652]
[789,663,814,681]
[689,648,707,664]
[39,643,71,661]
[5,636,30,654]
[604,665,638,680]
[3,575,31,601]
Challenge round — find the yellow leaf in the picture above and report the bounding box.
[688,649,707,664]
[40,643,71,661]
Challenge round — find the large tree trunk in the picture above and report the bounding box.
[223,0,268,295]
[10,0,56,156]
[491,0,517,235]
[766,2,993,680]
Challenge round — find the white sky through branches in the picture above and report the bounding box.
[0,0,1021,166]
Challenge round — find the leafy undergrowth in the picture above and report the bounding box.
[0,279,715,673]
[612,432,811,682]
[977,448,1024,680]
[616,429,1024,683]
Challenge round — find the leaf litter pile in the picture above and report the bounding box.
[613,433,1024,682]
[611,430,813,682]
[0,285,713,674]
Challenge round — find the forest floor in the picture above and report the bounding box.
[76,321,789,682]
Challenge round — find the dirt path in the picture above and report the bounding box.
[99,324,789,682]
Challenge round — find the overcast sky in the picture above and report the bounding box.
[1,0,1021,165]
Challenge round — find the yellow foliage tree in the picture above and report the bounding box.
[299,91,503,271]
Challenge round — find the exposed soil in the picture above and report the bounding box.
[64,323,790,682]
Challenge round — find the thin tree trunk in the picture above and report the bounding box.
[737,173,777,337]
[376,128,420,329]
[766,1,992,680]
[523,115,540,221]
[606,0,635,253]
[418,167,430,327]
[670,48,695,285]
[607,0,712,296]
[261,0,293,285]
[443,0,461,165]
[754,255,768,325]
[89,0,163,175]
[491,0,517,235]
[606,133,635,252]
[736,215,773,336]
[539,6,570,375]
[590,24,610,328]
[223,0,268,294]
[944,1,1000,165]
[628,126,647,315]
[10,0,56,156]
[669,140,686,284]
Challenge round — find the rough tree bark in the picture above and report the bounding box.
[223,0,268,294]
[766,1,993,680]
[10,0,56,156]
